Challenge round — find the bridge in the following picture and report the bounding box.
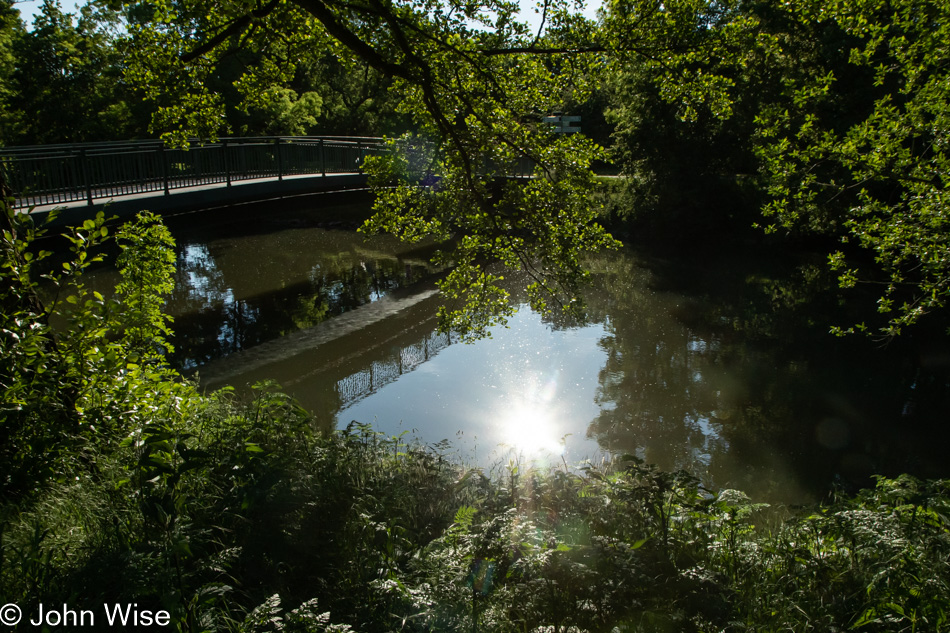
[0,136,387,220]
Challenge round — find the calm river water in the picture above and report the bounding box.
[110,196,950,503]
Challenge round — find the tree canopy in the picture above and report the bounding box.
[604,0,950,337]
[3,0,152,143]
[4,0,948,336]
[752,0,950,337]
[119,0,623,336]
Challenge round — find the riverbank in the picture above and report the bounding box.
[3,386,948,632]
[4,207,948,633]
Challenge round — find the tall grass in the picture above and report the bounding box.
[4,413,948,632]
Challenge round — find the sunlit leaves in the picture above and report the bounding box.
[123,0,617,336]
[5,0,147,143]
[361,131,616,337]
[751,0,950,336]
[616,0,949,336]
[115,212,177,360]
[0,207,185,496]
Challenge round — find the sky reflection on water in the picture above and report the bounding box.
[104,202,950,505]
[337,307,608,467]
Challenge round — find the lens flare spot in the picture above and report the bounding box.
[501,403,565,457]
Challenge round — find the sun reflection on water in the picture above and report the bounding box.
[502,404,566,456]
[496,372,567,459]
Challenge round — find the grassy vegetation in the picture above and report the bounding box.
[4,412,949,632]
[2,209,949,632]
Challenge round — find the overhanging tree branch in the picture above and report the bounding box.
[291,0,415,80]
[181,0,281,62]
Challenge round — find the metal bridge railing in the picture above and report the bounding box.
[0,136,386,210]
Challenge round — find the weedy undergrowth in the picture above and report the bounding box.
[2,204,948,633]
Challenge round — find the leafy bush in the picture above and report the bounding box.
[1,202,947,632]
[0,206,185,498]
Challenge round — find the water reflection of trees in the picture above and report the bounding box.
[166,238,434,371]
[582,249,933,501]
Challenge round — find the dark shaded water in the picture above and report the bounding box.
[101,198,950,503]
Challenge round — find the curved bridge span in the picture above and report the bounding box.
[1,136,385,217]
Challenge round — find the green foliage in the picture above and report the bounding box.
[122,0,619,337]
[602,0,950,336]
[752,0,950,336]
[115,211,177,359]
[363,134,619,337]
[713,475,950,632]
[240,87,324,137]
[0,0,21,145]
[3,2,950,629]
[0,208,180,498]
[293,55,411,136]
[602,0,768,236]
[7,0,949,337]
[6,0,152,144]
[1,204,946,631]
[0,0,412,143]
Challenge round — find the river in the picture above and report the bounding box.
[102,195,950,503]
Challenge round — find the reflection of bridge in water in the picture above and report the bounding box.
[196,280,453,428]
[335,329,455,407]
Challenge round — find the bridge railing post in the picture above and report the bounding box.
[320,138,326,177]
[160,144,170,195]
[275,137,283,181]
[80,148,93,206]
[223,139,231,187]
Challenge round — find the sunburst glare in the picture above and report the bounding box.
[502,404,565,456]
[496,372,566,458]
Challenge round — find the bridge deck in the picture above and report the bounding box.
[22,171,370,225]
[2,136,383,223]
[4,136,534,226]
